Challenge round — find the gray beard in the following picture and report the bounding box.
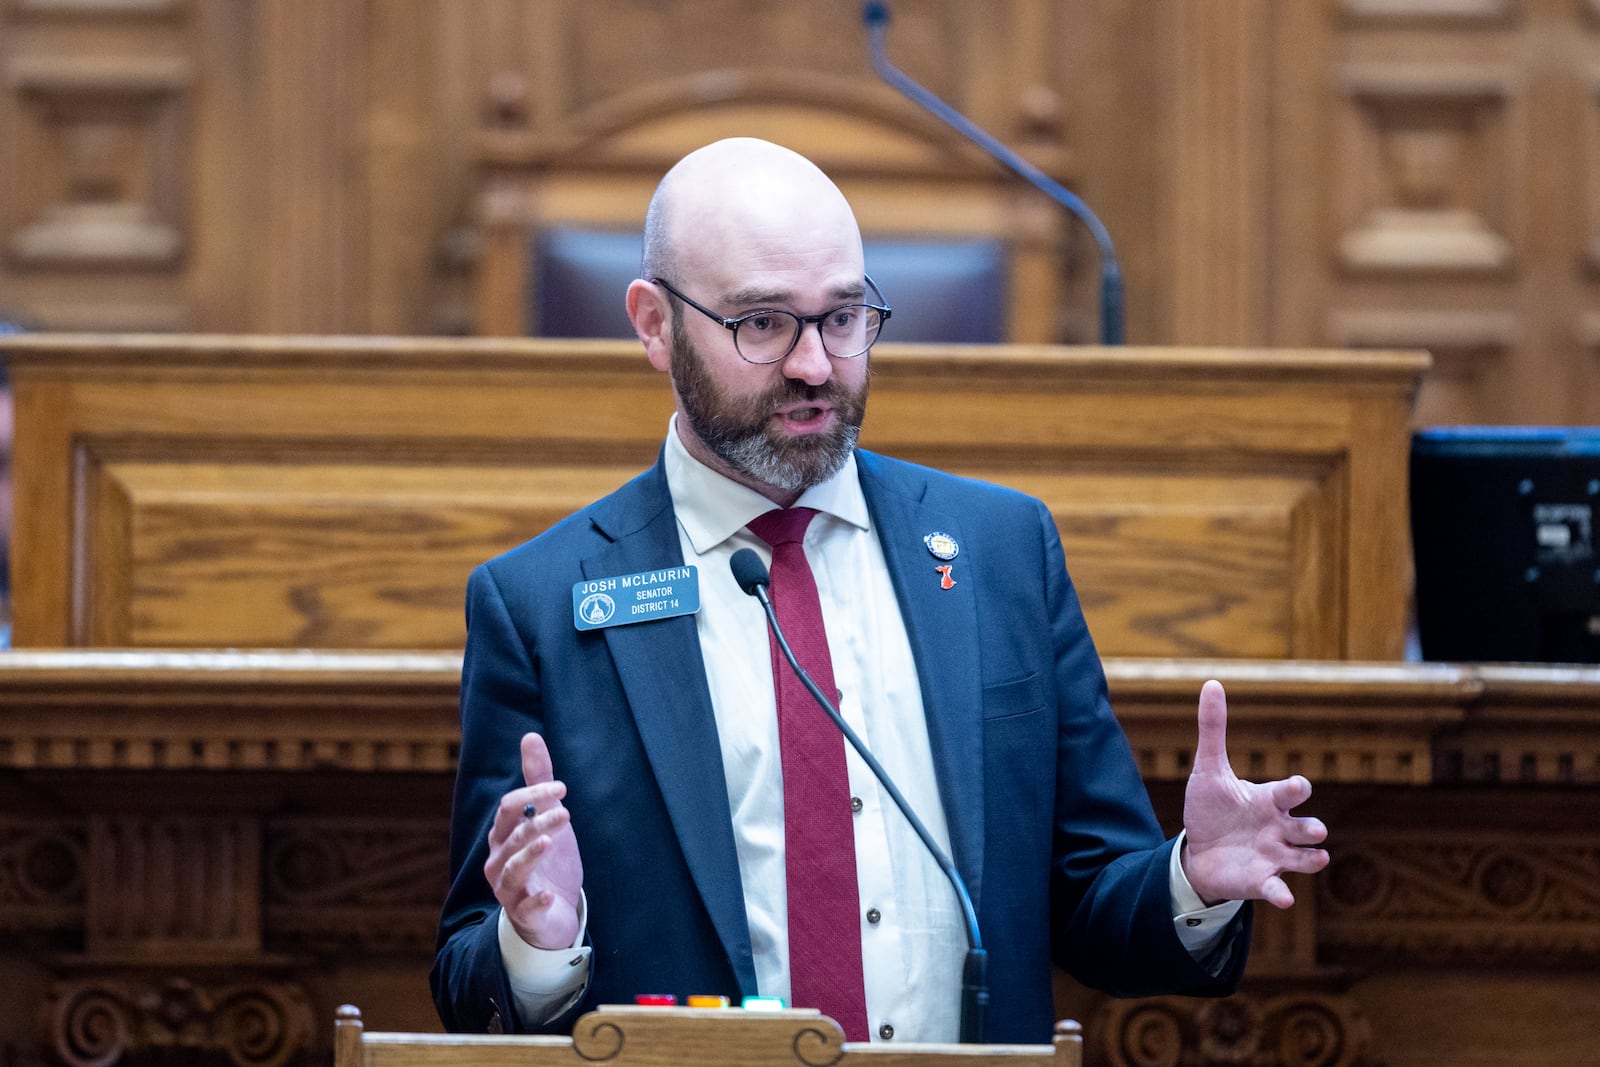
[707,417,861,493]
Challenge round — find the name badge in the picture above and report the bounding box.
[572,566,701,631]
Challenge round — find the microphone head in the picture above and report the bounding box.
[863,1,890,26]
[729,548,770,596]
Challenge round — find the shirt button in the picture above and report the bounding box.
[1185,917,1203,928]
[850,796,863,814]
[866,907,881,924]
[878,1023,895,1041]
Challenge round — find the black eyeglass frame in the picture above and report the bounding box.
[649,275,892,364]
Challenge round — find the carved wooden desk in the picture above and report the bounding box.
[1,653,1596,1067]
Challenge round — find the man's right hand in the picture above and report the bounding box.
[484,731,585,949]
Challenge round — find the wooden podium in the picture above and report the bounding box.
[2,333,1426,660]
[334,1004,1083,1067]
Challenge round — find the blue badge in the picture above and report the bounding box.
[573,566,701,631]
[924,531,959,560]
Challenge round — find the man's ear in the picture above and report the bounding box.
[626,279,673,372]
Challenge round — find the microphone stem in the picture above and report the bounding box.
[865,5,1123,346]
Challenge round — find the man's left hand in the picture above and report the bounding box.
[1180,679,1330,908]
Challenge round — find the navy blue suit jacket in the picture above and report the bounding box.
[431,449,1249,1043]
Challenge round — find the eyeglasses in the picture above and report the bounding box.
[650,275,892,365]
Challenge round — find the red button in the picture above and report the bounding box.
[634,994,677,1006]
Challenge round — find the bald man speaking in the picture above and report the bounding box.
[430,138,1328,1045]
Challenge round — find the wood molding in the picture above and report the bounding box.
[12,0,185,17]
[6,651,1600,788]
[0,649,461,773]
[1,650,1586,787]
[1340,0,1517,25]
[334,1005,1087,1067]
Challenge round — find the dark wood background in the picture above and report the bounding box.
[2,0,1598,425]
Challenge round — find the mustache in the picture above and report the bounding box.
[761,376,845,406]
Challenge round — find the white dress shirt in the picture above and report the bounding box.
[498,418,1240,1039]
[664,420,967,1042]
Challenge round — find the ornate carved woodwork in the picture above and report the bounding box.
[1334,64,1515,276]
[0,0,193,331]
[1272,0,1600,425]
[264,819,446,953]
[0,816,84,930]
[1321,836,1600,962]
[1091,988,1374,1067]
[2,652,1599,1067]
[46,976,315,1067]
[6,54,190,271]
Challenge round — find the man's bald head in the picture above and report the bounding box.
[640,138,863,287]
[624,138,874,504]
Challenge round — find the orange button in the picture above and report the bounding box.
[686,995,730,1008]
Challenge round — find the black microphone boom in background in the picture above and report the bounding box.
[862,0,1124,345]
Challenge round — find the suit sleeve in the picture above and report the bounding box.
[430,563,586,1033]
[1038,500,1251,997]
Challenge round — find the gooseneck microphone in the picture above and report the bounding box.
[730,548,989,1045]
[862,0,1124,346]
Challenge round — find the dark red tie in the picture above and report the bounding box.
[746,507,868,1041]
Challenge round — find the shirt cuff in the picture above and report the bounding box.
[1168,831,1244,960]
[497,893,593,1025]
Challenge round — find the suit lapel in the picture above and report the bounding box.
[857,454,985,912]
[584,465,758,994]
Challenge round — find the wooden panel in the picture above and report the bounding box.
[88,460,642,648]
[1333,63,1516,275]
[991,470,1322,659]
[256,1,366,333]
[1273,0,1600,426]
[0,0,195,330]
[4,54,192,270]
[1329,308,1519,426]
[3,334,1425,660]
[1167,0,1272,344]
